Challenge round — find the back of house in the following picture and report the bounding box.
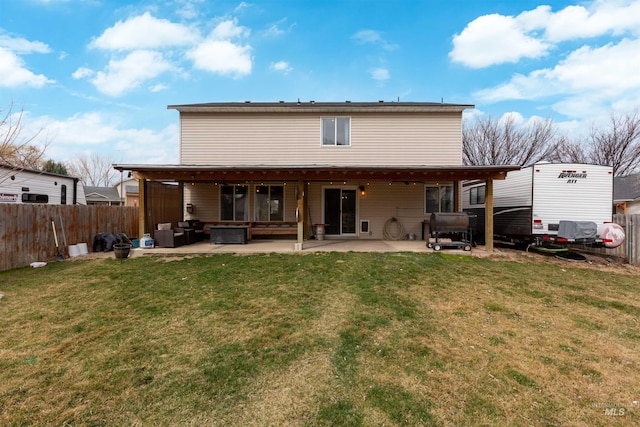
[463,163,618,246]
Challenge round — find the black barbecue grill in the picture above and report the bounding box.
[427,212,475,251]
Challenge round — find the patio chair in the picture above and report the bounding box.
[154,222,186,248]
[177,221,198,245]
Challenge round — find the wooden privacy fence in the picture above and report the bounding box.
[571,214,640,265]
[0,204,138,271]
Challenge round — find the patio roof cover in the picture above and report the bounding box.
[113,164,521,183]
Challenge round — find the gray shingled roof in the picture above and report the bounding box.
[84,186,122,203]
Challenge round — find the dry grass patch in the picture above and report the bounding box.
[0,251,638,425]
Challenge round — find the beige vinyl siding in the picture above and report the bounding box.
[185,180,464,239]
[180,112,462,166]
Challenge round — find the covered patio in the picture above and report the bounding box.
[113,164,520,252]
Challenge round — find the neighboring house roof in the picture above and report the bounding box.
[613,173,640,202]
[84,186,122,203]
[125,185,139,194]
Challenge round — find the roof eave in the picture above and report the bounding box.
[167,102,474,114]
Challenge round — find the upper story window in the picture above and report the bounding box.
[322,117,351,146]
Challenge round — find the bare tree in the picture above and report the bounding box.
[554,111,640,176]
[463,115,560,166]
[67,153,118,186]
[0,101,49,170]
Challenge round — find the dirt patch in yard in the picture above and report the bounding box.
[477,246,640,275]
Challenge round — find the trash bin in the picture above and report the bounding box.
[314,224,327,240]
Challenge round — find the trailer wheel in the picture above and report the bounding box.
[433,244,441,251]
[464,244,472,251]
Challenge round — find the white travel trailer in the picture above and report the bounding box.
[462,163,624,247]
[0,164,86,205]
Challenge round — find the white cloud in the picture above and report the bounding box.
[544,1,640,42]
[450,1,640,68]
[187,40,252,77]
[0,46,53,88]
[269,60,292,74]
[72,66,94,79]
[187,20,252,77]
[234,2,251,13]
[263,18,293,37]
[370,67,390,81]
[474,38,640,119]
[149,83,168,92]
[210,19,250,40]
[90,12,198,51]
[29,111,179,164]
[353,30,382,45]
[0,34,50,54]
[90,50,175,96]
[476,38,640,101]
[450,13,551,68]
[174,0,204,20]
[352,29,398,50]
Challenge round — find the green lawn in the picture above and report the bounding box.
[1,252,638,426]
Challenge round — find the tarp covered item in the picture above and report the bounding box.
[557,220,598,240]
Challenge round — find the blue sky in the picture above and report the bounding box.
[2,0,640,166]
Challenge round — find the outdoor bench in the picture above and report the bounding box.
[250,221,298,238]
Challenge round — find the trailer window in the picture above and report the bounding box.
[61,185,67,205]
[469,185,485,205]
[22,193,49,203]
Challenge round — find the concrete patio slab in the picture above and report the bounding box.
[128,238,492,257]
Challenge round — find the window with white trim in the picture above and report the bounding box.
[321,117,350,146]
[221,184,248,221]
[425,184,454,213]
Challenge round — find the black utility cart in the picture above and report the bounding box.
[427,212,475,251]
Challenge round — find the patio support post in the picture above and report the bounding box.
[296,180,304,244]
[138,178,147,237]
[485,179,494,252]
[293,180,305,251]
